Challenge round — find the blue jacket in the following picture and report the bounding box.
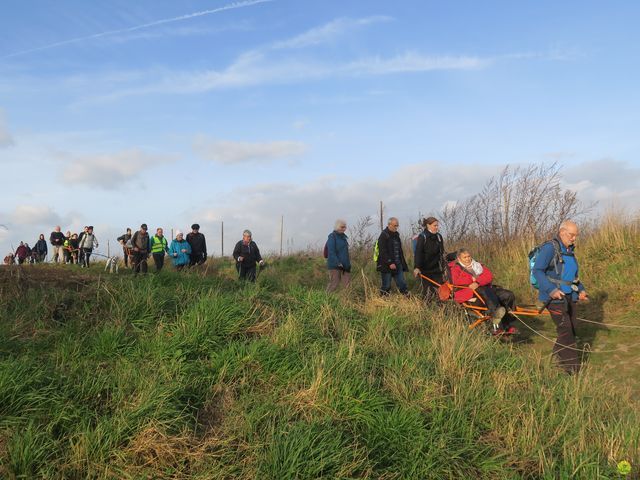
[326,231,351,271]
[532,237,584,302]
[169,239,191,266]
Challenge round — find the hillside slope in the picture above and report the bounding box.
[0,257,638,479]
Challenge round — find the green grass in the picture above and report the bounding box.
[0,244,639,479]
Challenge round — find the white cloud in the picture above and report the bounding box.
[0,109,14,148]
[9,205,63,226]
[344,52,490,75]
[270,16,393,50]
[59,148,178,189]
[193,136,307,165]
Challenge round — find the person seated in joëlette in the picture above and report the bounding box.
[448,248,517,335]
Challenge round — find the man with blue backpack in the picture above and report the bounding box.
[325,219,351,292]
[531,220,589,374]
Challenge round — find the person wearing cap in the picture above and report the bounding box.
[233,229,264,282]
[78,226,98,267]
[117,228,133,268]
[150,227,170,272]
[186,223,207,267]
[169,230,191,271]
[131,224,151,275]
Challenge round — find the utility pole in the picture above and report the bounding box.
[279,216,284,256]
[221,221,224,257]
[379,201,384,231]
[107,240,110,257]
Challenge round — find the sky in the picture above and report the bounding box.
[1,0,640,257]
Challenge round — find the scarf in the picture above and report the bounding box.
[459,259,483,277]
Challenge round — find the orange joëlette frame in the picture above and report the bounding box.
[419,273,546,329]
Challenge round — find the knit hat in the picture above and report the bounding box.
[175,230,183,237]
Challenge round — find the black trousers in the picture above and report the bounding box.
[152,253,165,272]
[419,271,443,302]
[476,286,516,325]
[122,248,129,267]
[82,248,92,267]
[549,299,581,373]
[132,252,148,274]
[189,252,206,266]
[237,264,257,282]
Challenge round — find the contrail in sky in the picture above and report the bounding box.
[2,0,272,59]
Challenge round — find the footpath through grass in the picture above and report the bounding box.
[0,251,638,479]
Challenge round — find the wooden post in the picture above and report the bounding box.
[379,201,384,231]
[221,221,224,257]
[279,216,284,256]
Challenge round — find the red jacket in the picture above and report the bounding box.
[448,260,493,303]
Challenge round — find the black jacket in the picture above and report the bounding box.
[233,240,262,268]
[50,231,65,246]
[186,232,207,256]
[414,229,444,274]
[376,227,408,273]
[34,239,48,254]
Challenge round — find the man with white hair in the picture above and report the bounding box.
[325,219,351,292]
[233,229,264,282]
[532,220,588,374]
[49,226,65,263]
[376,217,409,296]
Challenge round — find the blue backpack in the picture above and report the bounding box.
[528,239,563,289]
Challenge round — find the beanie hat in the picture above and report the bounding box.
[175,230,183,237]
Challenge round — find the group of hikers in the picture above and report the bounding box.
[325,216,588,374]
[5,215,587,373]
[4,223,265,282]
[5,226,98,267]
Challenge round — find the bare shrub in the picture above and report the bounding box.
[348,215,376,266]
[439,163,591,248]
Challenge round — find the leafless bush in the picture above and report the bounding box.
[439,163,591,247]
[348,215,376,266]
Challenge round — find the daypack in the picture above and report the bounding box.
[528,239,563,289]
[323,232,335,259]
[411,231,426,259]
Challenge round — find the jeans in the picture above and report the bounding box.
[380,269,408,295]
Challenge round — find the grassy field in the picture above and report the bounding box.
[0,222,639,478]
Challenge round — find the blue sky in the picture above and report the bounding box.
[1,0,639,256]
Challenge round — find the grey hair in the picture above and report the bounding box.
[456,248,470,258]
[387,217,399,225]
[243,229,252,237]
[334,219,347,230]
[559,219,577,231]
